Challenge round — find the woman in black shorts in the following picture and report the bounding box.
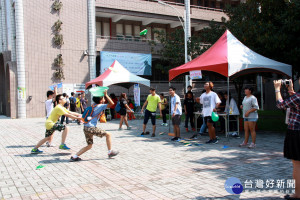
[118,93,133,130]
[274,78,300,200]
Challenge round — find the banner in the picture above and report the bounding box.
[190,70,202,80]
[100,51,152,75]
[134,84,140,106]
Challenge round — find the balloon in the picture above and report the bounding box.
[89,86,109,97]
[140,29,148,36]
[211,112,219,122]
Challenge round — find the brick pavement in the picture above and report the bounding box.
[0,116,293,200]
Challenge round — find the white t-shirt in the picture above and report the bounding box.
[45,99,54,118]
[171,94,182,115]
[200,91,221,117]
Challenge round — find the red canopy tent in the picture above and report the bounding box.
[169,30,292,81]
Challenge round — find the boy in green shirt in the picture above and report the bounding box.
[141,88,162,137]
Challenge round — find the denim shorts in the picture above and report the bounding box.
[244,118,258,122]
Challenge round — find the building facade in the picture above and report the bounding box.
[0,0,242,118]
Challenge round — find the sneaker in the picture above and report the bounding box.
[161,123,165,126]
[206,139,213,144]
[70,156,82,162]
[145,131,150,135]
[108,150,119,158]
[118,127,123,130]
[141,132,145,135]
[46,142,55,147]
[164,123,168,126]
[151,133,155,137]
[59,144,70,150]
[31,148,43,154]
[185,128,189,132]
[190,134,198,140]
[248,143,256,149]
[239,142,248,147]
[171,137,178,141]
[212,138,219,144]
[127,126,132,130]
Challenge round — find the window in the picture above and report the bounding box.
[220,2,224,9]
[153,28,166,42]
[125,24,132,36]
[204,0,209,7]
[116,24,123,35]
[197,0,203,6]
[176,0,184,3]
[103,22,110,36]
[146,27,151,40]
[96,22,101,35]
[134,26,140,36]
[211,1,216,8]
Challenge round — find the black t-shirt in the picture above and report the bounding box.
[184,98,195,113]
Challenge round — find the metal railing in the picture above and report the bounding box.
[96,35,157,43]
[143,0,224,12]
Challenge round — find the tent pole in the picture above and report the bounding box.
[227,77,230,138]
[169,82,171,133]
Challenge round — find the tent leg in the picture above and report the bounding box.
[169,82,171,134]
[227,77,230,139]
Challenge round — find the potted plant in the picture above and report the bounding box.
[52,0,63,12]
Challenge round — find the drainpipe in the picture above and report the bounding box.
[0,0,8,51]
[10,0,16,61]
[87,0,96,81]
[15,0,26,118]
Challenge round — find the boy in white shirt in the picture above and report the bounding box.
[45,86,57,147]
[169,87,182,141]
[200,82,221,144]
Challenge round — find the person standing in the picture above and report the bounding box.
[45,86,57,147]
[118,93,133,130]
[160,93,168,126]
[274,79,300,200]
[80,93,88,113]
[31,94,82,154]
[141,88,162,137]
[76,93,82,125]
[109,93,118,119]
[169,87,182,141]
[200,82,221,144]
[184,91,195,132]
[239,86,259,148]
[69,92,77,122]
[61,93,70,125]
[70,90,119,161]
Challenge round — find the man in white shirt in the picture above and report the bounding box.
[200,82,221,144]
[169,87,182,141]
[45,86,57,147]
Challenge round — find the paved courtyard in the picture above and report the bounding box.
[0,116,293,200]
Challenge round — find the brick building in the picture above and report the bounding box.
[0,0,243,118]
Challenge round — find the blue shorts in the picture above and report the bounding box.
[244,118,258,122]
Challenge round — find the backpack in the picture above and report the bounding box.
[81,104,100,123]
[70,97,76,109]
[115,101,121,113]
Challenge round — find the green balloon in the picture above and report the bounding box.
[211,112,219,122]
[89,86,109,97]
[140,29,148,36]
